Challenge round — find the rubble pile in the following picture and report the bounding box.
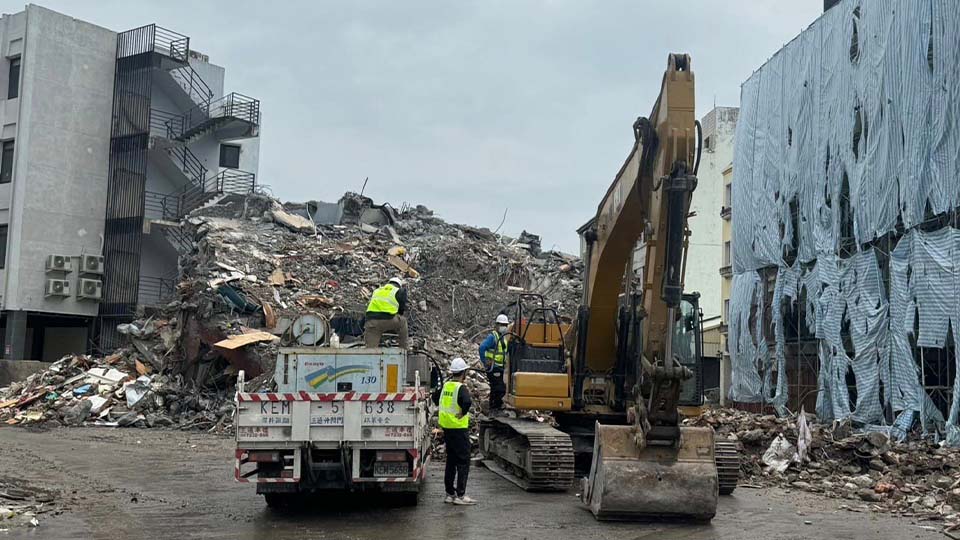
[185,192,582,349]
[0,352,244,432]
[0,192,583,433]
[693,408,960,536]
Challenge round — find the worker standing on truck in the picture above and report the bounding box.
[436,357,477,506]
[364,277,409,348]
[478,314,509,413]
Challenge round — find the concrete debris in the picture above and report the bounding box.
[691,407,960,536]
[0,191,583,440]
[268,208,316,234]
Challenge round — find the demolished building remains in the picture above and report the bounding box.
[730,0,960,442]
[0,192,582,434]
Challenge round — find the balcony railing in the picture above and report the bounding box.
[167,93,260,141]
[182,169,257,211]
[118,24,189,63]
[144,191,183,222]
[719,265,732,277]
[720,206,731,219]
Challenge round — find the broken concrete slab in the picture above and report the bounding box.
[269,209,316,234]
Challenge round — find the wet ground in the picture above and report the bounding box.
[0,427,942,540]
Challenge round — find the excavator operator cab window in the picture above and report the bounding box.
[675,295,704,407]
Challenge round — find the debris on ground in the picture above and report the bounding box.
[0,478,60,530]
[690,407,960,536]
[0,192,583,438]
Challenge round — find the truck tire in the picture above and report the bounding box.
[396,491,420,507]
[263,493,292,509]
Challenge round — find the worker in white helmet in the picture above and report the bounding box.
[434,357,477,505]
[364,276,409,348]
[478,313,510,412]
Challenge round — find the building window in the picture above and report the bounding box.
[0,140,13,184]
[704,135,713,152]
[7,58,19,99]
[723,241,731,267]
[219,144,241,169]
[724,183,732,207]
[0,224,8,269]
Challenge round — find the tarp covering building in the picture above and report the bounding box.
[730,0,960,442]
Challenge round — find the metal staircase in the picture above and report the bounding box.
[144,169,256,223]
[169,64,214,108]
[166,93,260,142]
[139,273,178,307]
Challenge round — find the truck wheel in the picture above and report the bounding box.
[396,491,420,507]
[264,493,291,509]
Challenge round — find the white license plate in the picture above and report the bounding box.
[373,462,409,477]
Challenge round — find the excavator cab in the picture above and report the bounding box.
[503,294,572,412]
[675,292,705,413]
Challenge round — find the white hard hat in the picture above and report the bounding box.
[449,357,468,374]
[495,314,510,325]
[388,277,404,287]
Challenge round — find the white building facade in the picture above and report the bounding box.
[0,5,261,359]
[633,106,738,320]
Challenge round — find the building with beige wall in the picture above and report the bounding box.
[718,163,733,404]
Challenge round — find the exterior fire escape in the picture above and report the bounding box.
[101,24,260,346]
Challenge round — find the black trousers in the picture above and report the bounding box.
[443,428,470,497]
[487,369,505,410]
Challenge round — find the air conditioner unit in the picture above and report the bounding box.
[45,254,74,273]
[80,254,105,275]
[45,279,71,297]
[77,278,103,301]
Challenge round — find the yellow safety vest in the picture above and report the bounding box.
[484,331,508,368]
[438,381,469,429]
[366,284,400,315]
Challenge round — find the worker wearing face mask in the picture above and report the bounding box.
[478,314,510,413]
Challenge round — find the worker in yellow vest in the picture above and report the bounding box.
[434,357,477,505]
[479,314,510,413]
[364,277,409,348]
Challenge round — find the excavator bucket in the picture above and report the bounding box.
[581,423,718,521]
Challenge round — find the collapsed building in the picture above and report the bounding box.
[729,0,960,442]
[0,192,582,431]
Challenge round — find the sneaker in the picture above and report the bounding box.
[444,495,455,504]
[453,496,478,505]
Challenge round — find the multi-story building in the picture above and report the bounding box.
[719,163,733,404]
[632,106,738,320]
[729,0,960,440]
[0,5,260,360]
[690,106,737,320]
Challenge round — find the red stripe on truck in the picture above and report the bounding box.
[238,390,424,402]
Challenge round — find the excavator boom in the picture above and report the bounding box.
[577,53,719,521]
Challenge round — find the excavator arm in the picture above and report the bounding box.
[578,53,721,521]
[576,52,698,427]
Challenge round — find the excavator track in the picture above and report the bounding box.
[479,417,574,491]
[715,440,740,495]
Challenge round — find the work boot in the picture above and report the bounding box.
[444,495,455,504]
[453,495,477,505]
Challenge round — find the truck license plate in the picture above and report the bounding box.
[373,462,409,477]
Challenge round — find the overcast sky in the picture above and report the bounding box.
[37,1,822,253]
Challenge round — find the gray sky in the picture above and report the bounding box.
[38,1,822,253]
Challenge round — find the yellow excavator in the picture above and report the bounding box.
[479,53,738,520]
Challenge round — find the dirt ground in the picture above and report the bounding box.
[0,427,943,540]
